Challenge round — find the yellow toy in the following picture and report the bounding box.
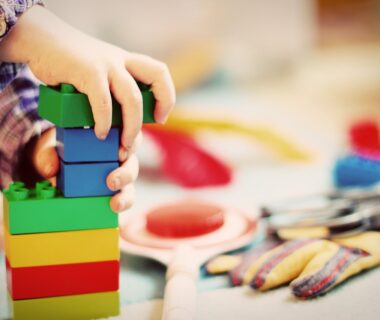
[9,291,119,320]
[5,227,119,267]
[165,112,311,161]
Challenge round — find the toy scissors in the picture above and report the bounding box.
[262,186,380,238]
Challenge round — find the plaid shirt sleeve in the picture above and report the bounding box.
[0,0,51,189]
[0,0,44,90]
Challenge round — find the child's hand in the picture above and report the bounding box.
[33,128,140,213]
[0,5,175,148]
[0,5,175,212]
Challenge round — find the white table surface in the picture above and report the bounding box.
[116,268,380,320]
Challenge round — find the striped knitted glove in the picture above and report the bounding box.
[243,232,380,298]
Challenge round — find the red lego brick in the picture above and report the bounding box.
[6,258,119,300]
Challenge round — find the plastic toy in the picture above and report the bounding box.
[143,125,232,188]
[38,83,155,127]
[349,120,380,161]
[333,155,380,188]
[146,200,225,237]
[2,79,160,318]
[9,291,120,320]
[57,161,118,197]
[56,127,119,163]
[349,120,379,151]
[164,112,311,161]
[7,259,119,300]
[3,181,117,234]
[4,227,119,267]
[120,199,257,320]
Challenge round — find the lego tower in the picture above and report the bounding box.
[3,83,155,319]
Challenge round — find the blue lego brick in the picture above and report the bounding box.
[58,160,118,197]
[56,127,119,163]
[333,154,380,188]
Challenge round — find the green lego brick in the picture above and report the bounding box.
[3,181,118,235]
[38,82,155,127]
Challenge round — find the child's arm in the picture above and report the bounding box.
[0,4,175,146]
[0,1,50,188]
[0,4,175,212]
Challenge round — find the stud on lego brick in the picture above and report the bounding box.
[4,226,119,268]
[9,291,120,320]
[3,181,117,234]
[57,160,118,197]
[56,127,119,163]
[7,258,119,300]
[38,83,155,127]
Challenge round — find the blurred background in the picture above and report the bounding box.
[46,0,380,205]
[44,0,380,204]
[44,0,380,155]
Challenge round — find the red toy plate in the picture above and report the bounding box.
[146,200,225,238]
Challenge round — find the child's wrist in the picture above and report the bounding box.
[0,5,58,64]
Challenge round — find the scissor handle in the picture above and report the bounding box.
[162,245,199,320]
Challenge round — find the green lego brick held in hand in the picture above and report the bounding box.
[38,82,155,128]
[3,181,118,235]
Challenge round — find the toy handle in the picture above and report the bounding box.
[162,245,199,320]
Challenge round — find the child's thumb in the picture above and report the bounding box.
[35,146,60,178]
[32,128,60,179]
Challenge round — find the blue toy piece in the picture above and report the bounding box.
[333,154,380,188]
[56,127,119,163]
[58,160,118,197]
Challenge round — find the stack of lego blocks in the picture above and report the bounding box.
[3,83,155,319]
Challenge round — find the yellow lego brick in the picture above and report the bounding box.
[9,291,120,320]
[4,226,119,267]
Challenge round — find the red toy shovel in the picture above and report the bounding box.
[143,126,232,188]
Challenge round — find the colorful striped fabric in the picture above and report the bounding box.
[229,239,280,286]
[206,232,380,299]
[291,246,369,298]
[244,234,380,298]
[204,239,280,286]
[249,239,315,289]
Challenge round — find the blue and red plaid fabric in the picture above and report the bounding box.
[0,0,49,188]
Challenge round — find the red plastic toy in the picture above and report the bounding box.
[146,200,225,238]
[7,258,119,300]
[143,126,232,188]
[349,120,380,160]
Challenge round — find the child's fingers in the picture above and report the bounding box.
[107,153,139,192]
[119,131,143,162]
[32,128,60,178]
[125,53,176,124]
[109,67,142,149]
[110,183,135,213]
[78,70,112,140]
[35,146,60,178]
[130,130,143,154]
[119,147,128,163]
